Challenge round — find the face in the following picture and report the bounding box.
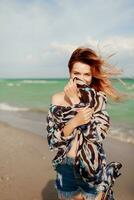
[70,62,92,85]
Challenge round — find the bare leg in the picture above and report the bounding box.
[95,192,103,200]
[59,193,84,200]
[72,193,85,200]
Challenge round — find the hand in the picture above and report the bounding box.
[72,106,94,127]
[64,78,80,104]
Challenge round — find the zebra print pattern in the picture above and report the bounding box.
[46,77,122,199]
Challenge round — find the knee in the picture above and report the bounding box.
[73,198,85,200]
[72,194,85,200]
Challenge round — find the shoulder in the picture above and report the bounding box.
[51,91,64,105]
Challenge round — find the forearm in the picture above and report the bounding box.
[62,118,77,137]
[62,97,80,137]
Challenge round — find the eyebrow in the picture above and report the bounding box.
[73,71,91,75]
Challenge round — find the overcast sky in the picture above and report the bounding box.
[0,0,134,78]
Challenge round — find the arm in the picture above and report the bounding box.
[46,94,93,150]
[46,93,79,150]
[62,117,78,137]
[46,108,77,150]
[69,87,110,143]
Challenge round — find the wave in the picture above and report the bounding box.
[7,83,21,87]
[0,102,133,144]
[0,103,48,112]
[21,80,58,84]
[109,129,134,144]
[7,83,14,86]
[0,103,30,111]
[3,80,59,87]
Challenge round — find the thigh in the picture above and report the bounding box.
[72,193,85,200]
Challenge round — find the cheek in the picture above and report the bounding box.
[85,76,92,82]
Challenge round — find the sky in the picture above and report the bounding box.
[0,0,134,78]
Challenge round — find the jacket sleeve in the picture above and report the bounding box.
[78,91,110,143]
[46,107,76,150]
[90,92,110,143]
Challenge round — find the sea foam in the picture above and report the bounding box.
[0,103,29,111]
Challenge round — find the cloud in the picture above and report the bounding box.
[46,36,134,58]
[85,36,134,77]
[41,36,134,77]
[0,0,133,78]
[99,37,134,52]
[50,42,77,53]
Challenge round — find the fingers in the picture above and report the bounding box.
[85,108,94,114]
[78,106,94,113]
[75,105,94,126]
[64,78,78,96]
[69,78,77,92]
[79,108,93,112]
[78,106,94,122]
[85,112,92,116]
[83,114,92,124]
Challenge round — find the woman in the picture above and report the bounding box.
[46,47,122,200]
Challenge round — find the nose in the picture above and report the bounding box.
[79,75,84,81]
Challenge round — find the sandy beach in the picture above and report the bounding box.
[0,121,134,200]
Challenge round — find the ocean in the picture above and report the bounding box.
[0,78,134,144]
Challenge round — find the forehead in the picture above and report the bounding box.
[72,62,91,73]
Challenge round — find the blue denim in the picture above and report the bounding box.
[54,156,98,200]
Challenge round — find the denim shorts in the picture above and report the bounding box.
[54,156,98,200]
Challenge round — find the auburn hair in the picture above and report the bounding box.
[68,47,125,102]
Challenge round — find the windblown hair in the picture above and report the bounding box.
[68,47,125,102]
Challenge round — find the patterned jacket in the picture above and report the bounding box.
[46,77,122,199]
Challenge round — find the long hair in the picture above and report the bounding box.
[68,47,126,102]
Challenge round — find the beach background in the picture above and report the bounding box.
[0,0,134,199]
[0,78,134,143]
[0,78,134,200]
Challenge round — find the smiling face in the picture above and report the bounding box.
[70,62,92,85]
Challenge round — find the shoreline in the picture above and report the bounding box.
[0,121,134,200]
[0,110,134,145]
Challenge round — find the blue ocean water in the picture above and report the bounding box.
[0,78,134,143]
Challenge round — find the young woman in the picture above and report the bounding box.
[46,47,122,200]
